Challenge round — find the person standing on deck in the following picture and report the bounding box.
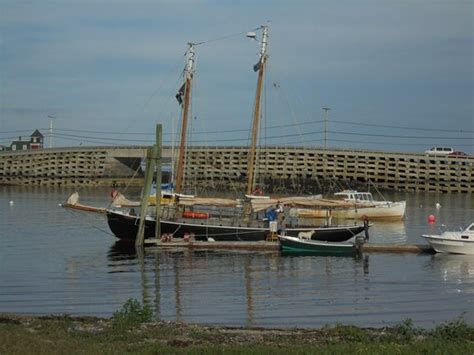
[275,201,285,233]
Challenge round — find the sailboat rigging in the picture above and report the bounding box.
[175,43,195,194]
[105,25,370,243]
[247,25,268,197]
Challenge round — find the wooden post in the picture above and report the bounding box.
[155,124,162,239]
[136,146,157,247]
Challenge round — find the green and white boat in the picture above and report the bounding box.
[278,235,358,256]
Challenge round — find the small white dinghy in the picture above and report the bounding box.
[422,222,474,255]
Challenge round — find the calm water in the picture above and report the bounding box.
[1,186,473,328]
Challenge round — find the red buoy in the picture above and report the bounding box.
[428,214,436,224]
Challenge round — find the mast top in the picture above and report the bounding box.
[185,43,195,80]
[258,25,269,61]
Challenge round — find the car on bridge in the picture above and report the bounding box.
[448,151,468,158]
[424,147,454,156]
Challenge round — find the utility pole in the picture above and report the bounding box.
[48,114,56,148]
[322,107,330,149]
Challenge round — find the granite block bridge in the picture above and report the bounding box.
[0,146,472,193]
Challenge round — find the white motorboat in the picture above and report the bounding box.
[297,190,406,220]
[422,223,474,255]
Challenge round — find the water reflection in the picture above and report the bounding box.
[135,247,150,316]
[106,245,374,326]
[429,254,474,288]
[3,187,474,327]
[368,221,407,244]
[108,242,137,261]
[244,255,254,327]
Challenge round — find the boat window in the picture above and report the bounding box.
[469,225,474,231]
[461,235,469,239]
[350,194,354,200]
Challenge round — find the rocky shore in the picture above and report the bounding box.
[1,314,473,354]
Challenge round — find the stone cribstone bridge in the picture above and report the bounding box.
[0,146,149,186]
[0,145,472,193]
[186,146,473,193]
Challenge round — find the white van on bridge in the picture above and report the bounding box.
[424,147,454,156]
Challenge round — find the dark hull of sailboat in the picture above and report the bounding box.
[106,211,368,243]
[106,211,267,242]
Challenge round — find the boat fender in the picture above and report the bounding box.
[183,232,195,242]
[111,189,119,201]
[183,211,209,219]
[161,233,173,242]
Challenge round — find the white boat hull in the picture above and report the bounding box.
[297,201,406,220]
[422,231,474,255]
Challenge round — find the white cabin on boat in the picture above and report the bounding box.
[334,190,376,203]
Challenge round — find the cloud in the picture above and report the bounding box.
[0,0,472,152]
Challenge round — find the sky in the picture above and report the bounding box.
[0,0,473,153]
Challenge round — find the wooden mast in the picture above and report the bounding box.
[246,26,269,196]
[175,43,195,194]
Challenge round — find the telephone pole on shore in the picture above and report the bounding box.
[322,107,330,149]
[48,115,56,148]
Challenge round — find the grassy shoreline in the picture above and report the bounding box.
[1,313,473,354]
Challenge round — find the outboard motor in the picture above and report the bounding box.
[355,217,370,254]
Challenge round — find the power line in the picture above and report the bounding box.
[3,127,472,146]
[45,129,474,143]
[327,130,473,140]
[193,26,264,46]
[332,120,474,134]
[2,117,472,137]
[327,138,474,147]
[0,129,37,134]
[51,132,153,143]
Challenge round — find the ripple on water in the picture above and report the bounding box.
[1,187,474,328]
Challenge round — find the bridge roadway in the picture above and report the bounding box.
[0,145,472,193]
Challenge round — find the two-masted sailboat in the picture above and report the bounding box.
[106,26,369,243]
